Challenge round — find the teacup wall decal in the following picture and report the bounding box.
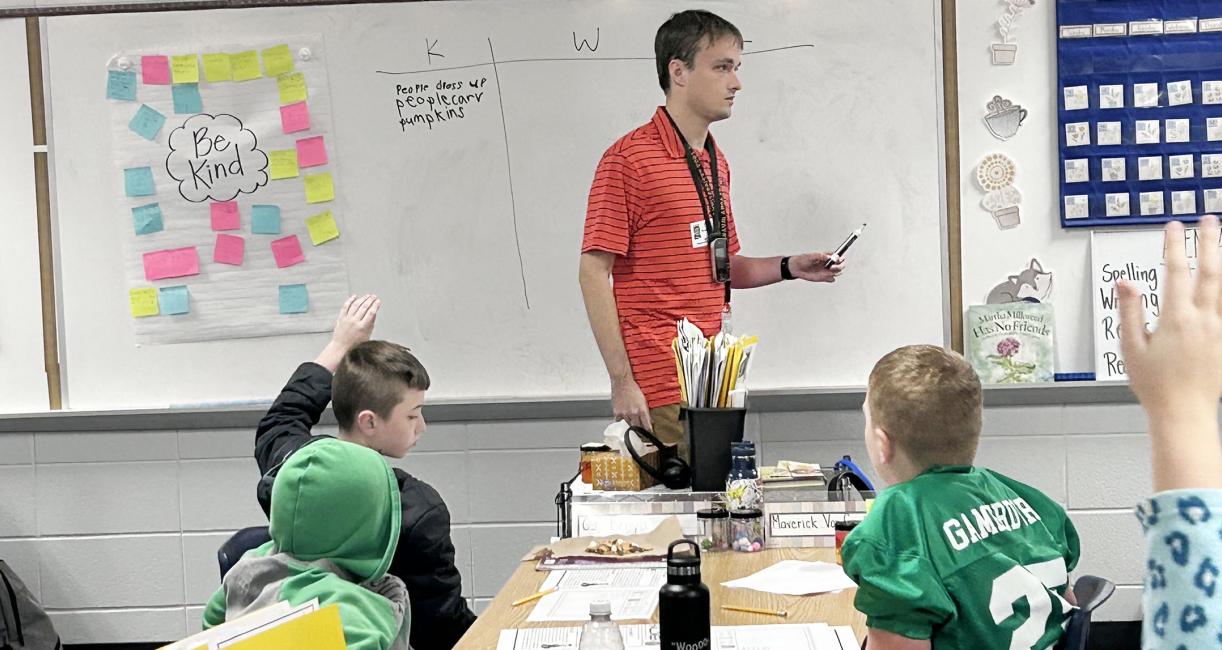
[983,95,1027,140]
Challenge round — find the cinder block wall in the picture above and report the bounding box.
[0,397,1159,643]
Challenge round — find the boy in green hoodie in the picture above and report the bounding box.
[203,438,409,650]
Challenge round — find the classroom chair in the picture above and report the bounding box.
[217,526,271,579]
[1060,574,1116,650]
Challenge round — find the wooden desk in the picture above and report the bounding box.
[457,547,866,649]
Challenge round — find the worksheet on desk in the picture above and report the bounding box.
[526,588,659,622]
[540,568,667,591]
[496,624,859,650]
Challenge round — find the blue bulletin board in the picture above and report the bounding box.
[1057,1,1222,227]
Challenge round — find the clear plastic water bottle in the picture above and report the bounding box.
[578,599,625,650]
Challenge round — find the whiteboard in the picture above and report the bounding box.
[45,0,945,410]
[0,18,50,412]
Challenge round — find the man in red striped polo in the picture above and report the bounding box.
[579,9,846,458]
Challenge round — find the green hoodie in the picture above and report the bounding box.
[203,439,409,650]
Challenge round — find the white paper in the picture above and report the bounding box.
[1101,158,1125,182]
[1209,117,1222,141]
[541,568,668,592]
[1099,84,1125,109]
[720,560,857,596]
[1105,193,1130,218]
[214,599,319,648]
[1096,121,1121,145]
[1063,159,1088,183]
[527,589,659,622]
[497,624,858,650]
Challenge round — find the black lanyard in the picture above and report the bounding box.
[663,108,727,241]
[663,108,731,301]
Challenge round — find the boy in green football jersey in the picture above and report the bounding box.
[842,345,1080,650]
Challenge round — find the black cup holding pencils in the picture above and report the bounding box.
[659,539,711,650]
[683,407,746,491]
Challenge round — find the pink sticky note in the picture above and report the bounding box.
[280,101,310,134]
[143,247,200,281]
[211,201,240,231]
[296,136,328,168]
[271,235,305,268]
[213,234,245,266]
[142,56,171,85]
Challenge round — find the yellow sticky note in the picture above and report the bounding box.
[269,150,299,180]
[303,172,334,204]
[202,53,232,82]
[277,72,308,105]
[231,50,262,82]
[262,44,294,77]
[170,54,200,84]
[305,210,340,245]
[129,287,159,317]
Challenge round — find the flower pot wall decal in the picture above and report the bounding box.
[993,0,1035,65]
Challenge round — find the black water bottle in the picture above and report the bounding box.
[659,539,711,650]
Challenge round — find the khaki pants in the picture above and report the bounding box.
[648,404,688,463]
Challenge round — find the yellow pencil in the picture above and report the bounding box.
[512,588,556,606]
[720,604,788,617]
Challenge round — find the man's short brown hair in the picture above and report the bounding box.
[333,341,430,431]
[655,10,744,93]
[867,344,982,467]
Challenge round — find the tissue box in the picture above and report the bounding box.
[589,449,661,491]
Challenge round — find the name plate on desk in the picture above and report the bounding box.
[768,512,865,538]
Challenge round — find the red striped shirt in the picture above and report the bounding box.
[582,107,741,408]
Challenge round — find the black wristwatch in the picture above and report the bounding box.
[780,256,795,281]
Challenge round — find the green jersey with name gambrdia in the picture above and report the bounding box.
[842,466,1080,649]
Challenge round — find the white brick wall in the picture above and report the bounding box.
[0,400,1164,643]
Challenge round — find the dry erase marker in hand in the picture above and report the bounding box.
[825,223,867,269]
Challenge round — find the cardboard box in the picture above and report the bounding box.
[589,449,662,491]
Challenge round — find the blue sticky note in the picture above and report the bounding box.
[106,70,137,101]
[172,83,203,114]
[279,284,309,314]
[159,285,190,315]
[124,167,156,197]
[251,205,281,234]
[128,104,166,140]
[132,202,164,235]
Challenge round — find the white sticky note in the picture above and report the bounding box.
[1202,154,1222,178]
[1204,80,1222,105]
[1140,191,1165,216]
[1101,157,1126,182]
[1064,158,1089,183]
[1065,122,1090,146]
[1205,188,1222,212]
[1136,120,1160,144]
[1099,84,1125,109]
[1063,85,1089,110]
[1172,190,1197,215]
[1138,156,1163,181]
[1165,118,1190,143]
[1134,82,1160,107]
[1106,193,1130,217]
[1097,121,1122,145]
[1169,154,1194,179]
[1167,80,1193,106]
[1064,195,1089,219]
[1209,117,1222,141]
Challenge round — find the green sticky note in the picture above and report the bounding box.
[124,167,156,197]
[279,284,309,314]
[251,205,281,234]
[171,54,200,84]
[303,172,334,204]
[130,287,159,318]
[107,70,137,101]
[202,53,232,82]
[262,44,294,77]
[132,202,164,235]
[305,210,339,245]
[231,50,262,81]
[277,72,307,105]
[158,285,190,315]
[172,83,203,114]
[269,150,299,180]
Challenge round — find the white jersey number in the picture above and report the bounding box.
[988,558,1072,650]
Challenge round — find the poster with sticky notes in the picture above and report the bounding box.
[305,211,340,245]
[303,172,334,203]
[108,36,347,343]
[130,288,160,317]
